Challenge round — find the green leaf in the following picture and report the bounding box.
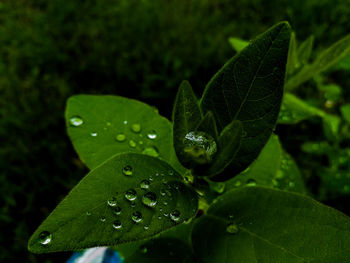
[297,35,314,66]
[200,22,291,179]
[340,103,350,124]
[66,95,184,173]
[228,37,249,52]
[205,120,242,178]
[28,153,198,253]
[173,80,203,168]
[286,32,298,77]
[285,33,350,91]
[123,238,195,263]
[225,134,306,194]
[195,111,218,140]
[192,187,350,263]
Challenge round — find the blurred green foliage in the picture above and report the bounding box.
[1,0,350,262]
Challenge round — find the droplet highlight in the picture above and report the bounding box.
[69,116,83,127]
[113,220,122,230]
[170,210,180,222]
[140,179,150,190]
[142,146,159,157]
[226,224,239,234]
[107,197,118,207]
[131,211,143,223]
[131,123,141,133]
[122,165,133,176]
[142,192,158,208]
[147,130,157,139]
[38,231,52,245]
[125,189,137,201]
[129,140,137,148]
[115,134,126,142]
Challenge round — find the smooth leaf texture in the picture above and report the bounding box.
[297,35,314,66]
[225,134,306,194]
[205,120,242,178]
[192,187,350,263]
[195,111,218,140]
[286,32,298,77]
[278,93,340,138]
[173,80,202,168]
[66,95,184,173]
[340,103,350,124]
[200,22,290,180]
[28,153,198,253]
[123,238,195,263]
[228,37,249,53]
[285,33,350,91]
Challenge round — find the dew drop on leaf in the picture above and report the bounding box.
[86,211,91,216]
[140,245,148,254]
[112,220,122,230]
[170,210,180,222]
[115,134,126,142]
[183,131,217,164]
[226,224,239,234]
[100,217,106,222]
[140,179,150,190]
[113,206,122,215]
[107,197,118,207]
[289,181,295,188]
[147,130,157,139]
[142,192,158,207]
[131,123,141,133]
[90,132,98,137]
[246,179,257,186]
[123,120,128,124]
[38,231,52,245]
[125,189,137,201]
[122,165,133,176]
[142,146,159,157]
[69,116,83,127]
[131,211,143,223]
[129,140,137,148]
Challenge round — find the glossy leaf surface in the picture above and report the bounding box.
[28,153,198,253]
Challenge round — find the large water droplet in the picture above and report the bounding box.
[140,179,150,190]
[142,192,158,207]
[147,130,157,139]
[69,116,83,127]
[113,206,122,215]
[125,189,137,201]
[113,220,122,230]
[170,210,180,222]
[183,131,217,164]
[129,140,137,148]
[132,211,143,223]
[123,165,133,176]
[142,146,159,157]
[226,224,239,234]
[115,134,126,142]
[107,197,118,207]
[38,231,52,245]
[131,123,141,133]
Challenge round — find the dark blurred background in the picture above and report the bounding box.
[1,0,350,262]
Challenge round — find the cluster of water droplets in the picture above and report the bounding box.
[226,214,239,235]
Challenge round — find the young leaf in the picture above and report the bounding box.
[204,120,242,179]
[200,22,291,179]
[286,32,298,78]
[172,80,202,168]
[285,33,350,91]
[28,153,198,253]
[228,37,249,53]
[195,111,218,140]
[297,35,314,66]
[225,134,306,194]
[123,238,195,263]
[66,95,184,173]
[192,187,350,263]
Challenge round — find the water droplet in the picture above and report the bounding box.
[147,130,157,139]
[69,116,83,127]
[183,131,217,164]
[142,192,158,207]
[170,210,180,222]
[142,146,159,157]
[131,211,143,223]
[144,225,149,230]
[246,179,257,186]
[163,212,169,217]
[168,170,174,176]
[158,215,162,220]
[160,189,166,196]
[90,132,98,137]
[139,140,144,145]
[162,178,168,184]
[226,224,239,234]
[86,211,92,216]
[140,245,148,254]
[129,140,137,148]
[122,165,133,176]
[212,182,226,194]
[125,189,137,201]
[38,231,52,245]
[149,176,154,181]
[106,122,112,126]
[123,120,128,124]
[113,220,122,230]
[113,206,122,215]
[140,179,150,190]
[163,201,168,206]
[276,170,284,179]
[234,180,242,187]
[100,217,106,222]
[131,123,141,133]
[289,181,295,188]
[107,197,118,207]
[130,201,136,208]
[115,134,126,142]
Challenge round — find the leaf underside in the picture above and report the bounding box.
[201,22,291,181]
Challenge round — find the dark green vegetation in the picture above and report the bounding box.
[2,0,350,262]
